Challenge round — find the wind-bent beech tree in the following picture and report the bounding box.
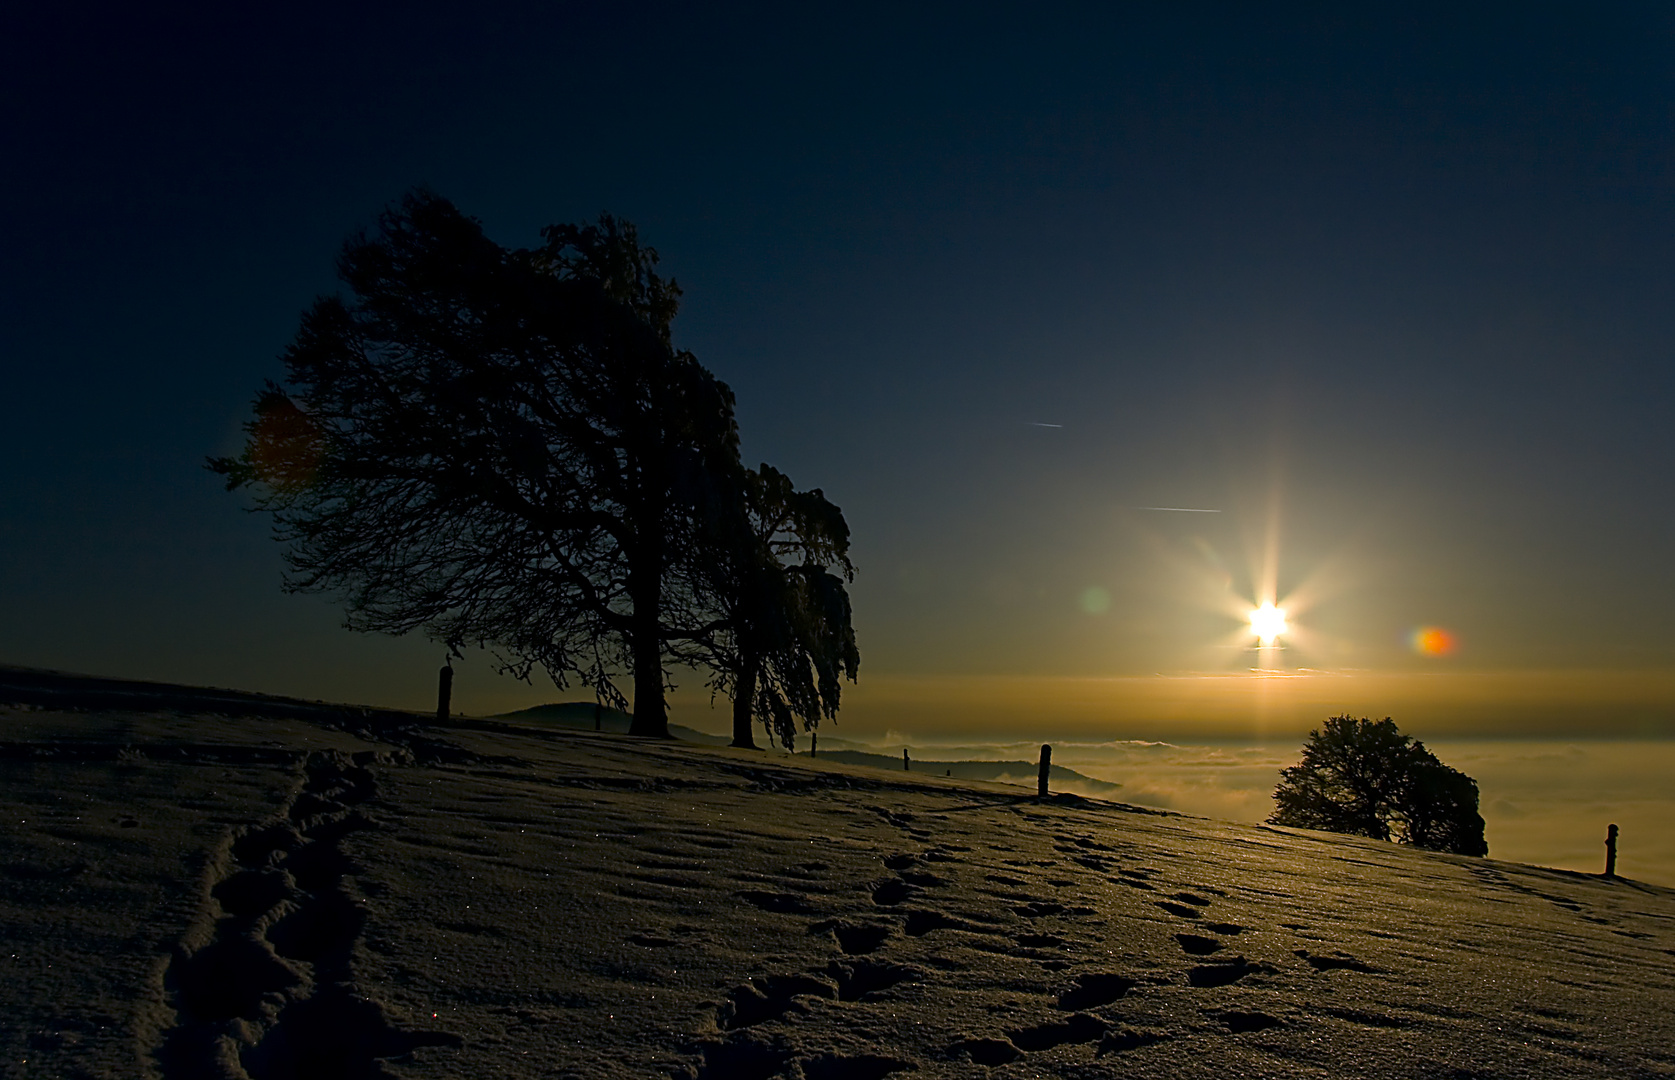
[676,464,859,750]
[1268,715,1488,856]
[210,192,746,737]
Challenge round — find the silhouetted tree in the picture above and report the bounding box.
[679,464,859,749]
[209,192,744,737]
[1399,756,1489,857]
[1269,716,1487,856]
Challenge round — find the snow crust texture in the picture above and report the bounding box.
[3,688,1674,1078]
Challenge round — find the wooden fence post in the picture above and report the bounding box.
[1038,744,1052,798]
[1605,823,1619,878]
[436,662,453,724]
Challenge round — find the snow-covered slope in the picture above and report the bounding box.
[3,674,1672,1078]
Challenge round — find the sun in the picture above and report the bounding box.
[1249,602,1288,646]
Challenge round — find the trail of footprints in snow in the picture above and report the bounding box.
[982,823,1389,1060]
[689,828,945,1079]
[697,814,1382,1074]
[954,828,1296,1065]
[157,750,459,1080]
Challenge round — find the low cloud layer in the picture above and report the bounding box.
[790,734,1675,888]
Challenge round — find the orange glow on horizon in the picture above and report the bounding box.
[746,669,1675,740]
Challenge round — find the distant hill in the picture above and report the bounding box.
[494,701,634,730]
[805,748,1122,797]
[489,705,1118,794]
[491,702,732,745]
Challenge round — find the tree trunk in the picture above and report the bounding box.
[630,671,666,736]
[730,657,758,749]
[628,625,668,737]
[625,558,669,738]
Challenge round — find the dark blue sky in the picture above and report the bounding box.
[6,3,1675,733]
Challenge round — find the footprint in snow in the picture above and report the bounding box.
[953,1013,1106,1066]
[1214,1010,1284,1033]
[956,1037,1024,1066]
[812,919,893,955]
[1097,1027,1167,1056]
[872,879,915,906]
[1321,1005,1416,1031]
[902,909,973,936]
[716,974,835,1030]
[1186,956,1268,988]
[1175,933,1224,956]
[798,1052,913,1080]
[1013,932,1065,949]
[685,1036,791,1080]
[1295,949,1376,972]
[827,958,918,1001]
[1056,972,1136,1010]
[738,890,819,915]
[1009,1012,1106,1051]
[627,933,679,947]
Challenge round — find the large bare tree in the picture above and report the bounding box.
[211,192,744,737]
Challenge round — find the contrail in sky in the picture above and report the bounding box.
[1136,506,1221,513]
[1026,422,1064,428]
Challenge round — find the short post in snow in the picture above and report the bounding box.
[811,733,818,757]
[593,702,602,731]
[1605,824,1619,878]
[1038,744,1052,799]
[436,661,454,724]
[903,748,910,771]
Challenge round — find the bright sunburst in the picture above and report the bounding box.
[1248,602,1288,646]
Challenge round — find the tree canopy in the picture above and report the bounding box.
[210,191,856,740]
[1268,716,1488,857]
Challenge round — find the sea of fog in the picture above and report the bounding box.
[762,734,1675,889]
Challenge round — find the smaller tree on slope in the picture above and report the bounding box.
[1269,715,1487,856]
[673,464,859,750]
[1398,756,1489,857]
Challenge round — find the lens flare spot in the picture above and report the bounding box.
[1248,603,1287,645]
[1412,627,1455,656]
[1079,586,1111,615]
